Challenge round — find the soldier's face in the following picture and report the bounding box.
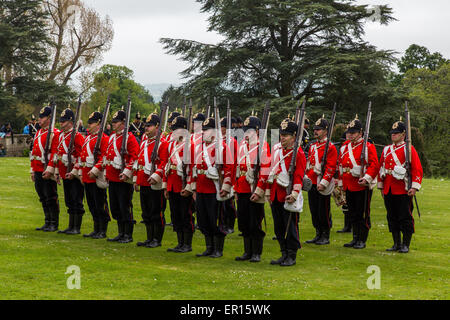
[145,124,157,137]
[314,129,327,140]
[202,128,215,143]
[38,116,49,128]
[112,121,124,132]
[88,122,99,133]
[348,131,362,142]
[280,134,295,148]
[60,120,73,132]
[391,132,405,144]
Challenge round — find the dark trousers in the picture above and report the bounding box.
[108,181,134,223]
[384,191,415,234]
[236,193,265,239]
[271,199,301,252]
[140,187,165,227]
[168,192,195,233]
[62,178,85,216]
[346,189,372,232]
[222,197,237,230]
[196,193,226,238]
[34,171,59,220]
[308,185,332,232]
[84,182,110,223]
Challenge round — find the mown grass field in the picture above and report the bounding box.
[0,157,448,300]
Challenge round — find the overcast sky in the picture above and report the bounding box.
[84,0,450,86]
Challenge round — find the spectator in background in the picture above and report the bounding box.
[0,143,6,157]
[104,123,112,136]
[0,123,13,142]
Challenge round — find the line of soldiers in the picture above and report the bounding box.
[30,102,423,267]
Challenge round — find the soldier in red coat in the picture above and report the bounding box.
[134,113,169,248]
[378,120,423,253]
[165,116,196,253]
[46,108,86,235]
[234,116,270,263]
[30,106,60,232]
[305,117,338,246]
[267,119,306,267]
[338,118,379,249]
[80,111,111,239]
[190,117,234,258]
[105,110,139,244]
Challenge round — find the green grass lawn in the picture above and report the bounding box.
[0,157,448,300]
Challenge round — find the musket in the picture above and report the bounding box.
[405,102,421,217]
[182,99,193,189]
[67,95,83,173]
[284,99,307,240]
[252,101,271,193]
[214,97,224,190]
[93,95,111,163]
[162,100,169,133]
[43,99,57,169]
[120,94,132,172]
[360,102,373,223]
[206,97,211,118]
[149,102,169,178]
[182,97,187,117]
[320,103,337,179]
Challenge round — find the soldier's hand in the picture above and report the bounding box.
[285,195,296,204]
[42,171,52,180]
[358,178,369,186]
[164,190,169,199]
[56,174,61,185]
[148,177,157,185]
[317,184,325,192]
[119,173,127,181]
[31,172,35,182]
[181,189,192,198]
[88,171,96,180]
[250,193,260,202]
[220,190,229,198]
[192,191,197,201]
[65,173,74,180]
[408,188,417,197]
[134,183,140,192]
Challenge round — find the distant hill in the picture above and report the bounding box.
[145,83,179,103]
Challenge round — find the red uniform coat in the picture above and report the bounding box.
[378,142,423,195]
[268,143,307,202]
[306,139,337,187]
[165,137,195,193]
[30,128,60,173]
[105,131,139,183]
[47,129,84,179]
[190,140,233,194]
[223,136,238,186]
[338,139,379,192]
[79,132,109,184]
[134,136,169,187]
[234,139,270,197]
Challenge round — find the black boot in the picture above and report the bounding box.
[353,226,367,249]
[386,231,402,252]
[147,223,163,248]
[250,237,263,263]
[66,215,82,235]
[337,214,352,233]
[344,224,358,248]
[167,231,184,252]
[270,241,287,265]
[119,222,134,243]
[178,232,193,253]
[235,237,252,261]
[36,210,50,231]
[137,223,153,247]
[196,236,214,257]
[209,236,225,258]
[58,214,75,234]
[398,232,412,253]
[84,220,99,238]
[93,220,108,239]
[305,229,321,244]
[280,250,297,267]
[315,230,330,245]
[107,221,124,242]
[44,211,59,232]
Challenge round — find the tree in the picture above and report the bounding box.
[398,44,448,74]
[86,65,155,123]
[160,0,395,110]
[45,0,114,85]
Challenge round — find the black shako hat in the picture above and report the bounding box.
[170,116,188,130]
[243,116,261,132]
[346,116,363,133]
[168,111,181,123]
[145,113,160,126]
[279,118,298,135]
[88,111,103,124]
[390,120,406,134]
[135,112,141,120]
[59,108,75,122]
[193,112,206,122]
[112,110,126,123]
[39,106,52,119]
[202,117,215,130]
[313,117,329,130]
